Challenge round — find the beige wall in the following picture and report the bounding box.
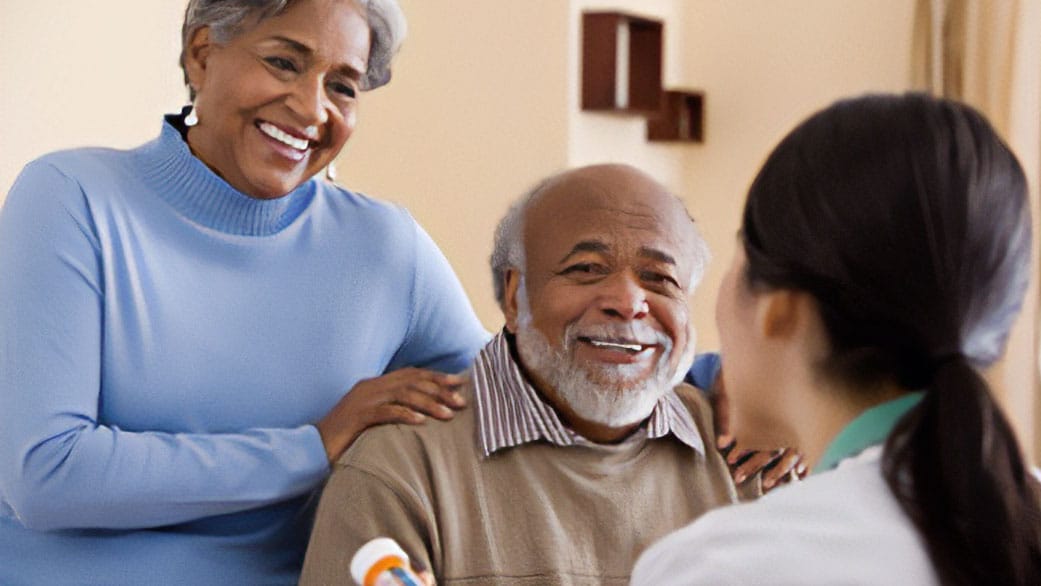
[999,0,1041,463]
[0,1,186,197]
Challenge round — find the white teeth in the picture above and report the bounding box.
[589,340,645,352]
[258,122,310,150]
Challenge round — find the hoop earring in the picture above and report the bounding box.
[185,106,199,127]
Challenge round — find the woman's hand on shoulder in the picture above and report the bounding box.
[709,366,805,492]
[316,368,467,463]
[718,435,805,491]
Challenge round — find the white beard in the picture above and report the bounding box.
[514,286,696,428]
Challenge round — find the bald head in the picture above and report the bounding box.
[534,163,678,207]
[490,164,709,310]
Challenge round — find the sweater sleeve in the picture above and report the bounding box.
[685,352,722,392]
[386,216,490,374]
[0,161,329,531]
[300,460,436,585]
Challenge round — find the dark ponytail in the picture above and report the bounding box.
[884,357,1041,585]
[741,93,1041,584]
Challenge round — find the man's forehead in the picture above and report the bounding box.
[525,172,692,255]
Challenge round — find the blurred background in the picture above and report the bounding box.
[2,0,1039,460]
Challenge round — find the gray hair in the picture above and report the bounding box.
[490,173,712,309]
[490,178,549,309]
[179,0,407,98]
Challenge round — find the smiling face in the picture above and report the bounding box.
[503,165,701,435]
[182,0,370,199]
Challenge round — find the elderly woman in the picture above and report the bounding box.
[631,94,1041,584]
[0,0,488,583]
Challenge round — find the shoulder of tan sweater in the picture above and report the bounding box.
[670,382,719,440]
[672,381,710,408]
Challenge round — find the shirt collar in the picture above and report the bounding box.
[472,331,705,457]
[814,391,925,473]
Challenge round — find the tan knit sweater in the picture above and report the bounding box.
[300,382,740,585]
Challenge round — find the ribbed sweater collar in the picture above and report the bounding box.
[134,116,315,236]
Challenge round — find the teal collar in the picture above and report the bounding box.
[814,392,924,473]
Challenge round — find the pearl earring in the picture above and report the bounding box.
[185,106,199,127]
[325,164,338,181]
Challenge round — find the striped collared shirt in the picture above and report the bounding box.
[472,332,706,457]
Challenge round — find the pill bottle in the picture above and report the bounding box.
[350,537,425,586]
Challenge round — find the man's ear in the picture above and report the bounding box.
[754,289,803,340]
[502,269,522,334]
[183,26,215,95]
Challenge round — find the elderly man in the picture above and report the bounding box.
[300,164,741,585]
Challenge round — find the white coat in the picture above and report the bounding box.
[631,446,939,585]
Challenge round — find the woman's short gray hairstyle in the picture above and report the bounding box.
[179,0,407,98]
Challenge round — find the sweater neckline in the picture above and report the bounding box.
[134,115,315,236]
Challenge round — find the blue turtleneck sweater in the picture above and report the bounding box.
[0,118,489,584]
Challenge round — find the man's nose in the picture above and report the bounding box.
[598,271,649,320]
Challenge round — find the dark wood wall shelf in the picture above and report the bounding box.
[581,11,706,145]
[581,12,663,113]
[648,90,704,142]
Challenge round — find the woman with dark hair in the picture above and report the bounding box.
[632,94,1041,585]
[0,1,489,583]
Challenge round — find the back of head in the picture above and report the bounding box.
[741,93,1040,585]
[743,93,1030,383]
